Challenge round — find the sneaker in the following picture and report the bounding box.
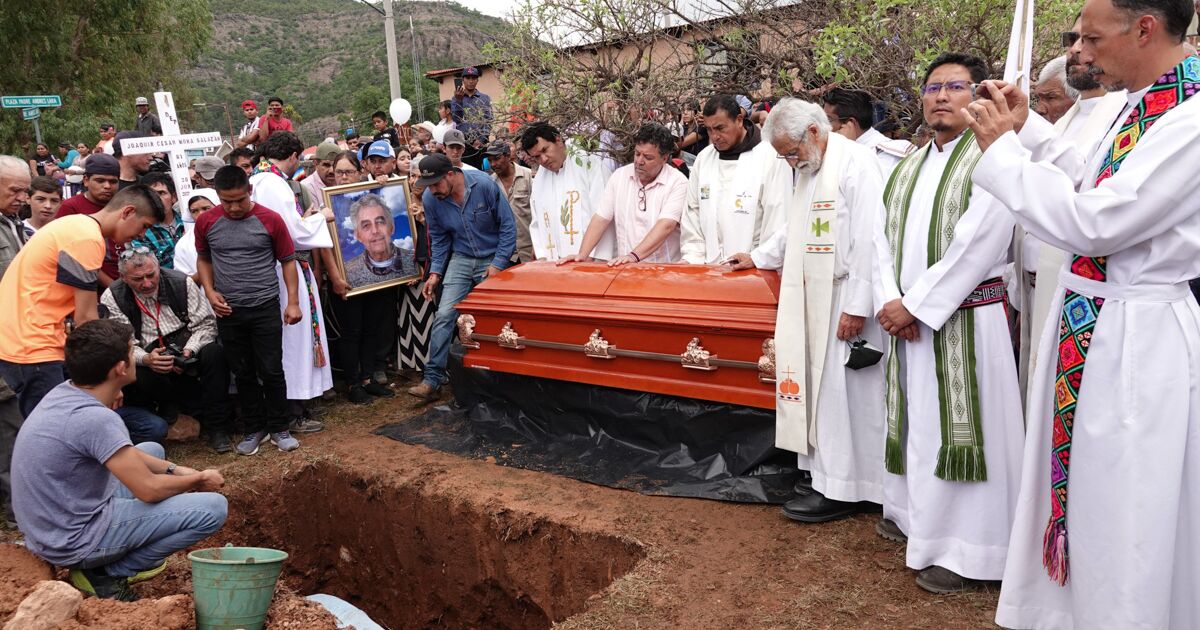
[208,431,233,455]
[270,431,300,452]
[69,568,139,601]
[363,382,394,398]
[348,384,373,405]
[371,370,389,385]
[288,416,325,434]
[236,431,267,456]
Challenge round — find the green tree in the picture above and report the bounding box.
[0,0,212,154]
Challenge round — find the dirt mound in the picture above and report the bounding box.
[0,545,53,620]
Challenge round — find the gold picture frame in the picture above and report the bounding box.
[322,176,421,297]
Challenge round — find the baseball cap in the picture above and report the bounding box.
[112,131,144,158]
[365,140,395,159]
[99,122,115,132]
[135,96,149,106]
[414,153,456,187]
[83,153,120,177]
[484,140,510,156]
[241,99,257,109]
[193,156,225,179]
[442,129,466,147]
[462,66,481,77]
[315,141,341,161]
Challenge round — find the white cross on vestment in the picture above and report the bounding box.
[118,92,222,205]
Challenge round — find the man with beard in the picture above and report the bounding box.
[342,193,418,286]
[725,98,889,524]
[680,94,787,264]
[1013,14,1128,398]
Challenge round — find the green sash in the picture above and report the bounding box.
[881,131,987,482]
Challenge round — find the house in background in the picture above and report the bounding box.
[425,64,504,103]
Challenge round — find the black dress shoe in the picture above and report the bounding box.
[780,492,869,523]
[916,565,982,594]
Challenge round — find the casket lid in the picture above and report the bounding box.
[460,261,779,332]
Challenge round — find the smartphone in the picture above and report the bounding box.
[454,78,463,92]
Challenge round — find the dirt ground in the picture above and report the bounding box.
[0,385,1002,629]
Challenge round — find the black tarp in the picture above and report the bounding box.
[374,348,799,503]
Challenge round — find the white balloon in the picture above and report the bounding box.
[389,98,413,124]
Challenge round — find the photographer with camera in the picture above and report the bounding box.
[100,247,233,453]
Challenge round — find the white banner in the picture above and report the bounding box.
[1003,0,1035,93]
[119,132,222,156]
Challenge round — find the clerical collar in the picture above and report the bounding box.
[716,123,761,160]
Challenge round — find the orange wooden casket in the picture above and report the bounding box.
[453,261,780,409]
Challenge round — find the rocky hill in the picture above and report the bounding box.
[188,0,508,143]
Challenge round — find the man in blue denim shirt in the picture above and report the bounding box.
[450,66,493,169]
[407,154,516,400]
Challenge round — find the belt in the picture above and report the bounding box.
[1058,268,1189,303]
[959,276,1007,310]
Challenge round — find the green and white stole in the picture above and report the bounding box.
[881,131,987,482]
[774,134,846,455]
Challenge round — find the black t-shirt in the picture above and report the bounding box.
[374,127,401,150]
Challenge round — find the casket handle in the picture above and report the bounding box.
[680,337,717,371]
[758,337,776,384]
[496,322,526,350]
[457,314,480,350]
[583,329,617,359]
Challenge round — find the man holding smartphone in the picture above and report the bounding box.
[451,67,493,169]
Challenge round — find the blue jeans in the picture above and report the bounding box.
[0,360,65,418]
[115,407,168,445]
[423,255,504,388]
[76,443,227,577]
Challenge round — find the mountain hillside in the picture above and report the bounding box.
[188,0,508,143]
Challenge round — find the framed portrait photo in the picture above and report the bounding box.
[323,177,421,297]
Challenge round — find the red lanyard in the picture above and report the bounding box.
[133,294,165,348]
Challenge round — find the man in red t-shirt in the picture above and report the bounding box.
[55,154,123,288]
[255,96,294,145]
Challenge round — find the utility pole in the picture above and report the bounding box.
[383,0,402,101]
[409,14,424,121]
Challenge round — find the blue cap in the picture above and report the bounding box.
[365,140,395,159]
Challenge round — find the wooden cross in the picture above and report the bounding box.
[119,91,222,205]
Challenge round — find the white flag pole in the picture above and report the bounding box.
[1003,0,1035,93]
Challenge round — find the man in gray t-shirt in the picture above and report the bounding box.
[11,319,227,601]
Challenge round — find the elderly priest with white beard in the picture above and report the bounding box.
[726,97,887,524]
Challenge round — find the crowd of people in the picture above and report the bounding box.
[0,0,1197,626]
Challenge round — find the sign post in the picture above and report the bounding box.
[4,95,61,146]
[120,92,221,203]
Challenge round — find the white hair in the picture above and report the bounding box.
[0,155,27,179]
[761,97,831,144]
[1038,56,1079,101]
[118,249,159,274]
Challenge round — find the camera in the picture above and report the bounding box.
[162,343,199,373]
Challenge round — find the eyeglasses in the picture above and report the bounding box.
[637,186,647,212]
[334,169,360,177]
[1061,31,1081,47]
[922,80,978,97]
[119,245,152,260]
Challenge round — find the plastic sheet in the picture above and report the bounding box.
[374,349,799,503]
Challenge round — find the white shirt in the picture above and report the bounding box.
[595,163,687,263]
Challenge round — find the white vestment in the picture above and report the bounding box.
[680,139,786,263]
[856,127,915,176]
[975,80,1200,630]
[1016,92,1128,398]
[753,135,886,504]
[528,144,614,261]
[250,170,334,400]
[873,135,1025,580]
[174,223,197,276]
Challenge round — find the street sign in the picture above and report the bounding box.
[1,95,61,108]
[20,108,39,121]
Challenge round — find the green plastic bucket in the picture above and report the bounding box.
[188,545,289,630]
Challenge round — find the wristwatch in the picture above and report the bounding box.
[165,463,177,475]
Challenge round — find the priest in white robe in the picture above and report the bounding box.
[249,132,334,413]
[965,0,1200,624]
[873,53,1025,594]
[521,122,614,261]
[728,98,887,522]
[822,88,917,175]
[680,95,787,264]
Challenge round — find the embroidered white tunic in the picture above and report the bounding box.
[250,170,334,401]
[528,144,614,261]
[680,141,785,263]
[753,135,886,504]
[976,85,1200,630]
[872,135,1025,580]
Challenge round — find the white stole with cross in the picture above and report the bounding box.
[774,135,846,455]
